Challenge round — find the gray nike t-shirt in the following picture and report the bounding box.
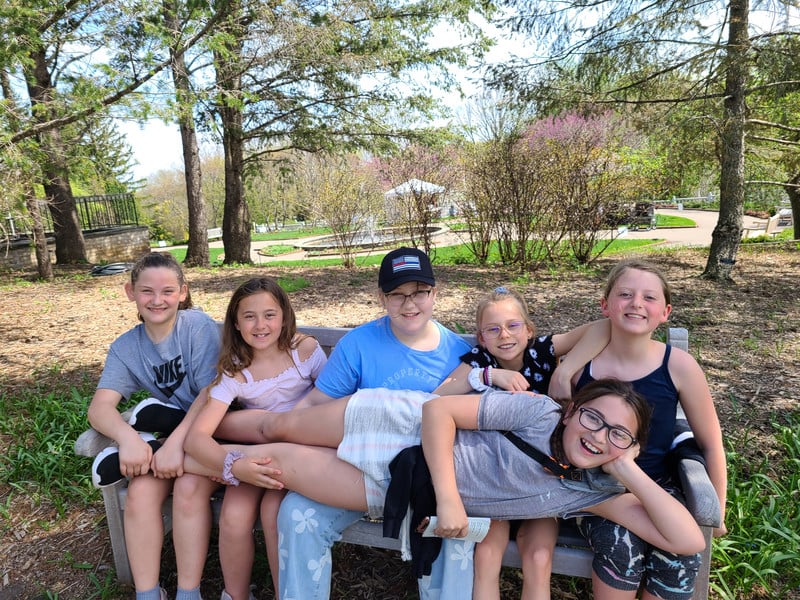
[97,308,221,412]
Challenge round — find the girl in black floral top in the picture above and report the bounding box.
[433,287,610,600]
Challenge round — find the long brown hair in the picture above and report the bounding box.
[549,378,652,463]
[215,277,304,381]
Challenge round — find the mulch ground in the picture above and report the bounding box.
[1,244,798,599]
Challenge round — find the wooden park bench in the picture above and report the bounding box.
[74,325,720,598]
[742,214,781,239]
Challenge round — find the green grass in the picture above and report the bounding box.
[0,373,97,516]
[741,227,795,244]
[156,216,688,267]
[167,247,226,263]
[251,225,331,242]
[655,213,696,228]
[711,415,800,599]
[444,213,694,232]
[260,238,662,269]
[256,244,300,257]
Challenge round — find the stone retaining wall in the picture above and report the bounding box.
[2,226,150,270]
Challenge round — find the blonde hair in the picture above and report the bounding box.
[474,286,536,338]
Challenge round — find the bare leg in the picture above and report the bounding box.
[215,409,267,443]
[591,575,638,600]
[259,397,350,447]
[215,397,350,448]
[473,520,508,600]
[260,489,286,597]
[124,475,173,591]
[172,473,220,590]
[185,442,367,511]
[219,483,263,599]
[516,517,558,600]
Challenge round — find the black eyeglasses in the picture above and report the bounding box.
[578,407,637,449]
[384,289,432,307]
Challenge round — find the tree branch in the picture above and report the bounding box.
[747,179,800,188]
[748,119,800,134]
[748,135,800,146]
[9,1,230,144]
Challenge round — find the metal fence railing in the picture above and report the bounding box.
[19,193,139,235]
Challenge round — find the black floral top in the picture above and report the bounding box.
[460,335,558,394]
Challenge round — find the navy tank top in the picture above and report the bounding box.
[576,345,677,480]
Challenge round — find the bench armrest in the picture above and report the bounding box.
[74,409,133,458]
[74,427,115,458]
[677,457,721,529]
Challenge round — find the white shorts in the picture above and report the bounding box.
[337,388,434,518]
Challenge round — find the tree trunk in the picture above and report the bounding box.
[26,48,87,264]
[1,67,53,279]
[165,0,209,267]
[785,172,800,234]
[220,103,251,264]
[214,0,252,265]
[25,194,53,280]
[703,0,749,281]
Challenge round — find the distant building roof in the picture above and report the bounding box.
[384,178,445,197]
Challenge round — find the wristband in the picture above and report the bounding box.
[223,450,244,486]
[487,366,493,387]
[468,367,489,391]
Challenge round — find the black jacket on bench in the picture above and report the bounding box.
[384,445,441,578]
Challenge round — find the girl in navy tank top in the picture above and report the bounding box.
[570,259,727,600]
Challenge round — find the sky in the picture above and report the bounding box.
[119,13,516,181]
[120,120,186,180]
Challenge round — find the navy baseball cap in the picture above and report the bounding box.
[378,247,436,292]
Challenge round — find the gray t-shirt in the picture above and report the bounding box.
[97,308,221,412]
[454,390,620,520]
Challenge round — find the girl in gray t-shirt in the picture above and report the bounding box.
[86,252,221,600]
[183,379,706,563]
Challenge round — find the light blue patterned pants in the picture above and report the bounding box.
[277,492,474,600]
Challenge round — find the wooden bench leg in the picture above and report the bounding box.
[101,481,133,585]
[692,526,713,600]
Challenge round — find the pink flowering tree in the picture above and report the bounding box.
[368,143,461,255]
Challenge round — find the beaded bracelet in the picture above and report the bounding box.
[483,366,493,387]
[223,450,244,486]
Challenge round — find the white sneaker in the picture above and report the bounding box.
[219,590,256,600]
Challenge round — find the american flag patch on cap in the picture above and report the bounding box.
[392,255,421,273]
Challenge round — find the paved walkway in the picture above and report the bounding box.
[211,209,774,264]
